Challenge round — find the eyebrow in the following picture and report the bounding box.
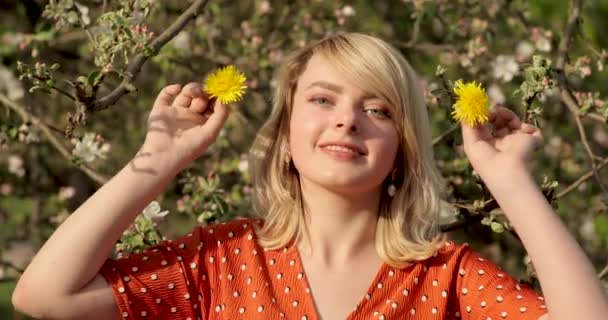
[305,81,380,100]
[306,81,343,93]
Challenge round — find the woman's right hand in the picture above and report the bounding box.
[142,82,230,170]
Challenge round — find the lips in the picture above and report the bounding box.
[318,142,366,155]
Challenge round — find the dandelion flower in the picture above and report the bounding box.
[203,65,247,104]
[451,80,490,126]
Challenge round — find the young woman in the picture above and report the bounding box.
[12,32,608,319]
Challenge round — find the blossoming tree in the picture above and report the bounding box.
[1,0,607,315]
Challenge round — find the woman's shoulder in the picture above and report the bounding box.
[195,216,263,243]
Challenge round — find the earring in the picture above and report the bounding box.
[284,149,291,166]
[388,169,397,197]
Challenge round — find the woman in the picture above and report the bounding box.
[12,32,608,319]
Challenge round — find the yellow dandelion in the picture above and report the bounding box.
[451,80,490,126]
[203,65,247,104]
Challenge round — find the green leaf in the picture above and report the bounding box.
[490,222,505,233]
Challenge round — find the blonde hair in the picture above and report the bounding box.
[249,32,445,267]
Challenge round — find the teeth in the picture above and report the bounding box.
[323,145,358,154]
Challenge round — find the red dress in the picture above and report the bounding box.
[100,218,548,319]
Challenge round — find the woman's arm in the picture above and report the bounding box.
[461,106,608,320]
[487,168,607,320]
[12,83,229,319]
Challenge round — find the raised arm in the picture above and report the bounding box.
[461,107,608,320]
[12,83,230,319]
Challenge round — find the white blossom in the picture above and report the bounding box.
[75,2,91,26]
[171,31,191,51]
[492,55,519,82]
[515,41,534,61]
[341,5,356,17]
[0,65,25,100]
[535,36,551,52]
[71,133,110,162]
[487,84,505,105]
[142,201,169,221]
[259,1,272,14]
[238,159,249,173]
[58,186,76,200]
[8,155,25,177]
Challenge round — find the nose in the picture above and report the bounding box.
[334,105,358,134]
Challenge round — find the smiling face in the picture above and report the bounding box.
[288,54,399,195]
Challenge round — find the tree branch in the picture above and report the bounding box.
[91,0,210,111]
[555,157,608,199]
[0,94,109,185]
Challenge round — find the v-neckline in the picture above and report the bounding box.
[287,243,389,320]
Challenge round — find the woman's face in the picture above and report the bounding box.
[288,54,399,195]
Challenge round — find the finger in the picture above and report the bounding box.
[201,100,230,137]
[495,127,510,138]
[189,94,210,114]
[153,84,182,108]
[520,123,538,134]
[461,122,493,145]
[172,82,202,109]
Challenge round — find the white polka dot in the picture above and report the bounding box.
[432,307,438,314]
[161,259,167,266]
[421,294,428,301]
[520,307,527,313]
[209,256,215,263]
[403,289,409,296]
[496,285,503,290]
[379,315,386,320]
[277,273,283,279]
[388,270,395,277]
[501,311,507,318]
[140,287,147,293]
[478,285,485,291]
[462,288,468,295]
[392,302,398,309]
[410,308,416,315]
[414,277,419,284]
[178,243,185,249]
[239,307,245,313]
[215,305,221,312]
[481,301,487,307]
[168,283,175,289]
[140,311,147,317]
[293,300,299,307]
[496,295,503,302]
[233,291,240,297]
[131,267,139,272]
[459,268,466,276]
[432,279,439,286]
[123,276,130,282]
[122,312,128,318]
[221,256,227,263]
[297,272,303,279]
[257,305,264,312]
[150,274,158,280]
[466,306,472,313]
[269,259,276,265]
[442,290,447,298]
[302,316,308,320]
[190,262,197,269]
[478,269,485,275]
[118,287,125,293]
[252,291,258,298]
[516,294,523,300]
[228,231,234,238]
[234,248,241,254]
[377,282,383,289]
[171,307,177,313]
[285,287,291,293]
[241,264,247,270]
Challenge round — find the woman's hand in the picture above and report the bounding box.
[461,106,544,185]
[142,82,230,170]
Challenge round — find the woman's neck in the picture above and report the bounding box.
[297,178,382,269]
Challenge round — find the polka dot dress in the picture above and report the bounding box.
[100,218,548,319]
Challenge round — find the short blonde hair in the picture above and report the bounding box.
[249,32,445,267]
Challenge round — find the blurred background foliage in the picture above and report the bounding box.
[1,0,607,318]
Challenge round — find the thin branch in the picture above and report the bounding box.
[91,0,210,111]
[573,115,608,196]
[432,124,459,146]
[555,157,608,199]
[599,262,608,280]
[0,94,109,185]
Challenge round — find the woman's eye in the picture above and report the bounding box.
[365,108,391,119]
[311,97,332,106]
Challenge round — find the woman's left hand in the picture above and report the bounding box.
[461,106,544,184]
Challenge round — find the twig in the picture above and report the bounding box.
[432,124,459,146]
[555,157,608,199]
[91,0,210,111]
[573,115,608,196]
[599,262,608,279]
[0,94,109,185]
